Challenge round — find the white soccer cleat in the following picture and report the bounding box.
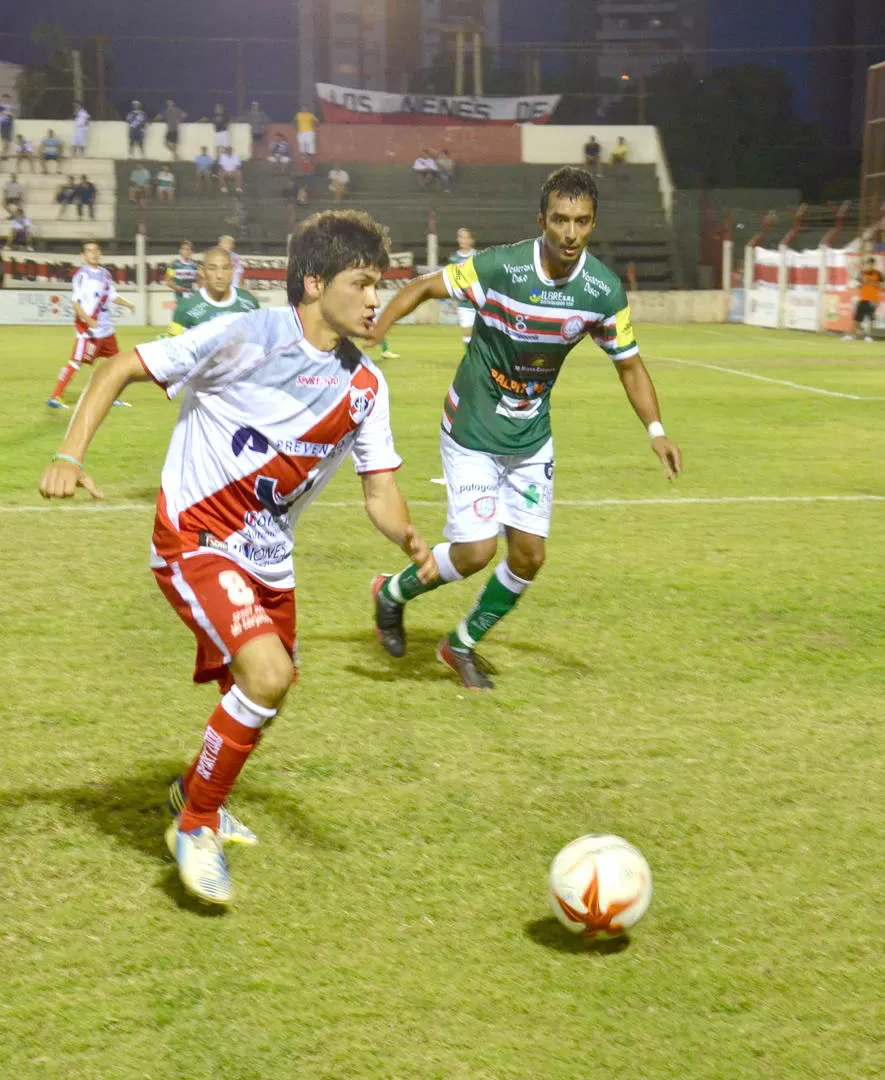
[165,823,234,905]
[841,334,854,341]
[863,335,873,342]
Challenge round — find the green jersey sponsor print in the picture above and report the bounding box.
[447,247,477,310]
[169,287,260,335]
[442,237,638,455]
[165,257,200,295]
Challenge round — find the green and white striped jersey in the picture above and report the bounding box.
[442,237,638,455]
[447,247,476,310]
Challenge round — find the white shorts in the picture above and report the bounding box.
[72,130,87,148]
[214,129,230,149]
[297,130,316,155]
[457,306,476,331]
[440,429,554,542]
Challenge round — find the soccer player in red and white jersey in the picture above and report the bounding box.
[39,210,438,906]
[47,241,136,408]
[218,233,244,287]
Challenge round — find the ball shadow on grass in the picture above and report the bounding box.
[525,916,632,955]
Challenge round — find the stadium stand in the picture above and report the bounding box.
[3,159,116,245]
[115,159,684,287]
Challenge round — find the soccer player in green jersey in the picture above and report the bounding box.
[448,227,477,344]
[367,166,682,690]
[168,246,259,335]
[164,240,200,299]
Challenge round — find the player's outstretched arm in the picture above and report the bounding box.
[39,349,152,500]
[360,470,439,584]
[615,352,682,480]
[365,270,450,348]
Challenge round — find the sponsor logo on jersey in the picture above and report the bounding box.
[490,367,551,400]
[529,287,575,306]
[503,262,531,283]
[349,385,376,423]
[296,373,340,387]
[582,270,612,295]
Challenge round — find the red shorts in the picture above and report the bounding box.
[71,332,119,364]
[153,554,297,692]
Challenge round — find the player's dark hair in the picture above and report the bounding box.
[539,167,599,219]
[81,240,101,250]
[287,210,390,305]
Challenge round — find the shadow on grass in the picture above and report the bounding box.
[525,917,632,955]
[0,756,336,913]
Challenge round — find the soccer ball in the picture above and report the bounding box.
[548,834,652,938]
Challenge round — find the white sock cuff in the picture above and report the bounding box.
[432,542,464,583]
[495,560,531,596]
[224,685,278,729]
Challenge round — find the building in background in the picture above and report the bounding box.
[811,0,882,148]
[296,0,500,103]
[566,1,707,80]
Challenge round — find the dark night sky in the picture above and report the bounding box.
[0,0,818,119]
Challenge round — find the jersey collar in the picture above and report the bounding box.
[533,236,586,287]
[200,286,237,307]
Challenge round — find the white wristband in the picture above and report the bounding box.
[648,421,666,440]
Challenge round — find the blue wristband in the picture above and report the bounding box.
[53,452,83,469]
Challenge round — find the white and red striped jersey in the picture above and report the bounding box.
[136,305,402,589]
[230,252,244,288]
[72,264,117,338]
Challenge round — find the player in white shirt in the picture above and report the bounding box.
[39,210,439,906]
[47,241,136,408]
[218,233,244,287]
[72,103,90,156]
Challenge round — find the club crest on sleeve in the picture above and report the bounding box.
[349,385,376,423]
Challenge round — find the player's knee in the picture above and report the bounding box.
[452,538,497,577]
[508,546,545,580]
[232,640,294,709]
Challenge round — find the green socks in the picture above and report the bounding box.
[450,561,531,650]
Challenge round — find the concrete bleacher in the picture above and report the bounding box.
[1,158,117,245]
[115,159,683,287]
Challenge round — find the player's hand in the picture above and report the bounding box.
[652,436,681,481]
[39,460,104,501]
[403,524,438,585]
[86,316,98,328]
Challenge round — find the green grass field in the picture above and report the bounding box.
[1,322,884,1079]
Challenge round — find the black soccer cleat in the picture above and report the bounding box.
[436,638,496,691]
[372,574,406,658]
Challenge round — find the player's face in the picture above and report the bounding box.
[457,229,473,251]
[539,194,596,269]
[180,243,192,260]
[319,265,382,338]
[82,243,101,267]
[203,254,234,299]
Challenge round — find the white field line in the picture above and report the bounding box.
[3,494,883,515]
[646,352,885,401]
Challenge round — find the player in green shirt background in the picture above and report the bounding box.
[448,226,477,345]
[168,245,259,335]
[367,166,682,690]
[164,240,200,299]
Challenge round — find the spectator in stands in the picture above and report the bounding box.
[294,154,314,204]
[267,132,291,168]
[56,175,79,217]
[413,150,438,190]
[40,129,64,174]
[610,136,629,182]
[224,195,248,237]
[126,100,148,158]
[583,134,601,177]
[194,145,215,193]
[1,94,17,161]
[7,208,34,251]
[14,134,35,171]
[76,174,97,219]
[218,147,243,194]
[158,99,187,160]
[72,102,90,157]
[242,101,270,147]
[129,163,152,204]
[294,104,319,156]
[4,174,24,213]
[436,148,455,192]
[328,164,350,203]
[155,164,177,203]
[282,175,300,227]
[212,104,230,156]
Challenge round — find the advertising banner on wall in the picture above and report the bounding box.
[783,249,822,332]
[744,247,781,328]
[316,83,560,125]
